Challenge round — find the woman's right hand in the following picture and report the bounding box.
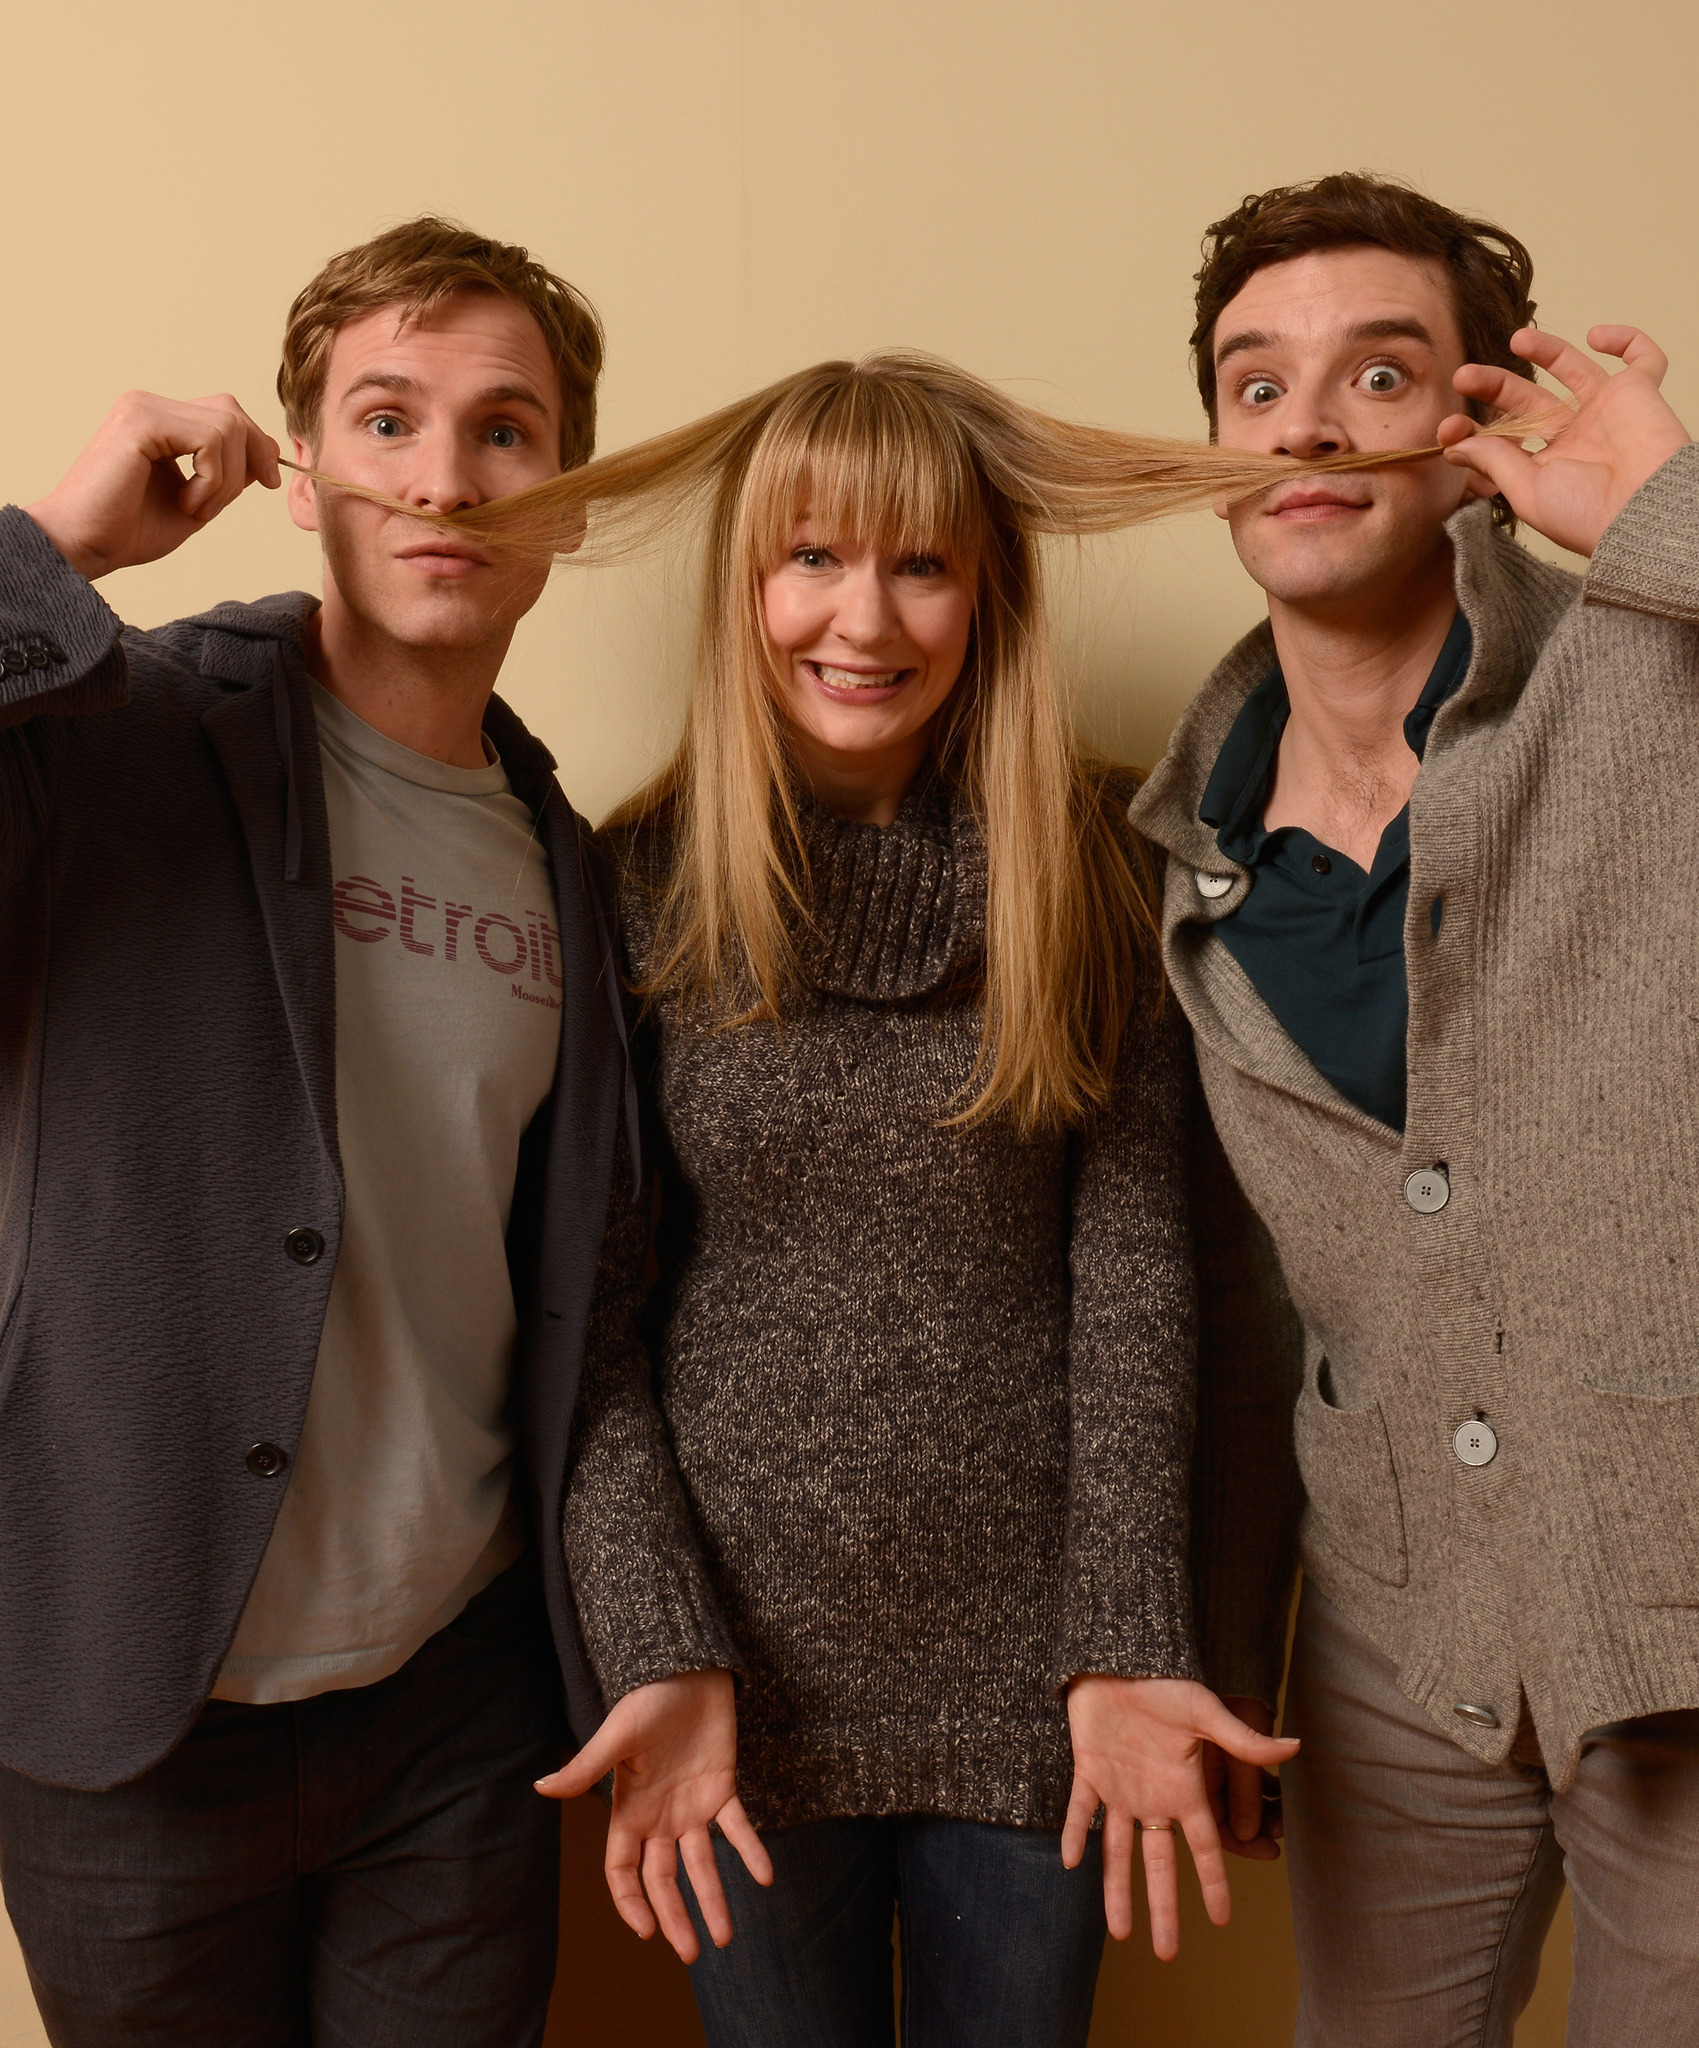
[534,1669,772,1963]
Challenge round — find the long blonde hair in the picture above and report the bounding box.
[283,354,1563,1128]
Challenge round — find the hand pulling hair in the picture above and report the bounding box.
[276,348,1572,560]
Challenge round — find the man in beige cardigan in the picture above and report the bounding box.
[1131,172,1698,2046]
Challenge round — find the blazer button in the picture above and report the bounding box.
[284,1226,325,1265]
[1453,1418,1498,1467]
[246,1442,289,1478]
[1453,1701,1500,1728]
[1404,1166,1450,1214]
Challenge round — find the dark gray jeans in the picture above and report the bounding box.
[0,1559,564,2048]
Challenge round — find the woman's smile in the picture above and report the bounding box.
[803,659,915,702]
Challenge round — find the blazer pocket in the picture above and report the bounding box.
[1577,1382,1699,1606]
[1292,1361,1410,1588]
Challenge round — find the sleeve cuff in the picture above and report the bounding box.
[0,506,125,727]
[1053,1556,1203,1690]
[1582,440,1699,625]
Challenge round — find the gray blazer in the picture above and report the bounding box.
[1131,449,1699,1788]
[0,508,629,1790]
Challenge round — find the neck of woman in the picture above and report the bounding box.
[788,726,934,828]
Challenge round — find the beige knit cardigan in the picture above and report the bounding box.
[1130,447,1699,1788]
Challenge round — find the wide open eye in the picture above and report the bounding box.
[1360,363,1408,395]
[370,414,405,438]
[489,424,523,449]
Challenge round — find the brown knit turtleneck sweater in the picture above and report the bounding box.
[562,776,1204,1831]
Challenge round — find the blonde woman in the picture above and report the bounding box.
[535,356,1297,2046]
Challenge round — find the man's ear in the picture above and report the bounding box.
[287,438,321,535]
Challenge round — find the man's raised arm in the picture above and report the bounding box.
[0,393,280,878]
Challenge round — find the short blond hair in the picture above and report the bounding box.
[276,216,604,464]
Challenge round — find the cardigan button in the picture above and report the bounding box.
[1453,1701,1500,1729]
[1453,1418,1498,1467]
[245,1442,289,1478]
[1404,1166,1450,1214]
[284,1226,325,1265]
[1196,872,1234,900]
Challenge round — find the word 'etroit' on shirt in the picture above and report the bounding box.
[333,873,565,1011]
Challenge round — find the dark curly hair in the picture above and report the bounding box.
[1192,173,1536,523]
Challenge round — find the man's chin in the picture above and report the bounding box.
[353,588,525,656]
[1231,533,1408,612]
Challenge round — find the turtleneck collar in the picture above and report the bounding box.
[796,769,987,1003]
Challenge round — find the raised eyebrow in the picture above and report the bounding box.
[1214,316,1440,375]
[469,382,554,416]
[1342,317,1439,351]
[335,372,554,416]
[338,370,425,405]
[1213,327,1277,372]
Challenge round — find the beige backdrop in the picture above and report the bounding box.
[3,0,1694,2040]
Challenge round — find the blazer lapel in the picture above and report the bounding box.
[201,655,341,1181]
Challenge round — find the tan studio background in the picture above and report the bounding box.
[3,0,1696,2040]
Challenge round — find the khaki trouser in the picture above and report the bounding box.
[1281,1581,1699,2048]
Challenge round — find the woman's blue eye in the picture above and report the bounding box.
[901,555,945,577]
[1362,365,1406,394]
[490,425,521,448]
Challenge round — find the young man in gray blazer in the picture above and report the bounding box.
[0,218,637,2046]
[1131,173,1698,2045]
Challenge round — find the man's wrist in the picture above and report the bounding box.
[21,504,103,582]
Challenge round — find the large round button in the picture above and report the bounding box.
[284,1226,325,1265]
[1453,1418,1498,1467]
[1196,872,1234,900]
[246,1442,289,1478]
[1404,1166,1450,1215]
[1453,1701,1500,1728]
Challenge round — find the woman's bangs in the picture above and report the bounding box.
[749,379,985,571]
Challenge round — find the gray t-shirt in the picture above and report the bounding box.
[213,682,561,1703]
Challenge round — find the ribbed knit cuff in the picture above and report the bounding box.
[573,1559,743,1710]
[0,506,126,726]
[1052,1555,1202,1691]
[1583,441,1699,625]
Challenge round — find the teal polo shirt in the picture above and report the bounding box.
[1197,611,1472,1132]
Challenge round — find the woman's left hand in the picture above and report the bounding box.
[1063,1674,1299,1960]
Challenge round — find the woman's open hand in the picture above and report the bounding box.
[534,1669,772,1963]
[1063,1674,1298,1960]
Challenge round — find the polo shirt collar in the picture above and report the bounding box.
[1198,608,1474,858]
